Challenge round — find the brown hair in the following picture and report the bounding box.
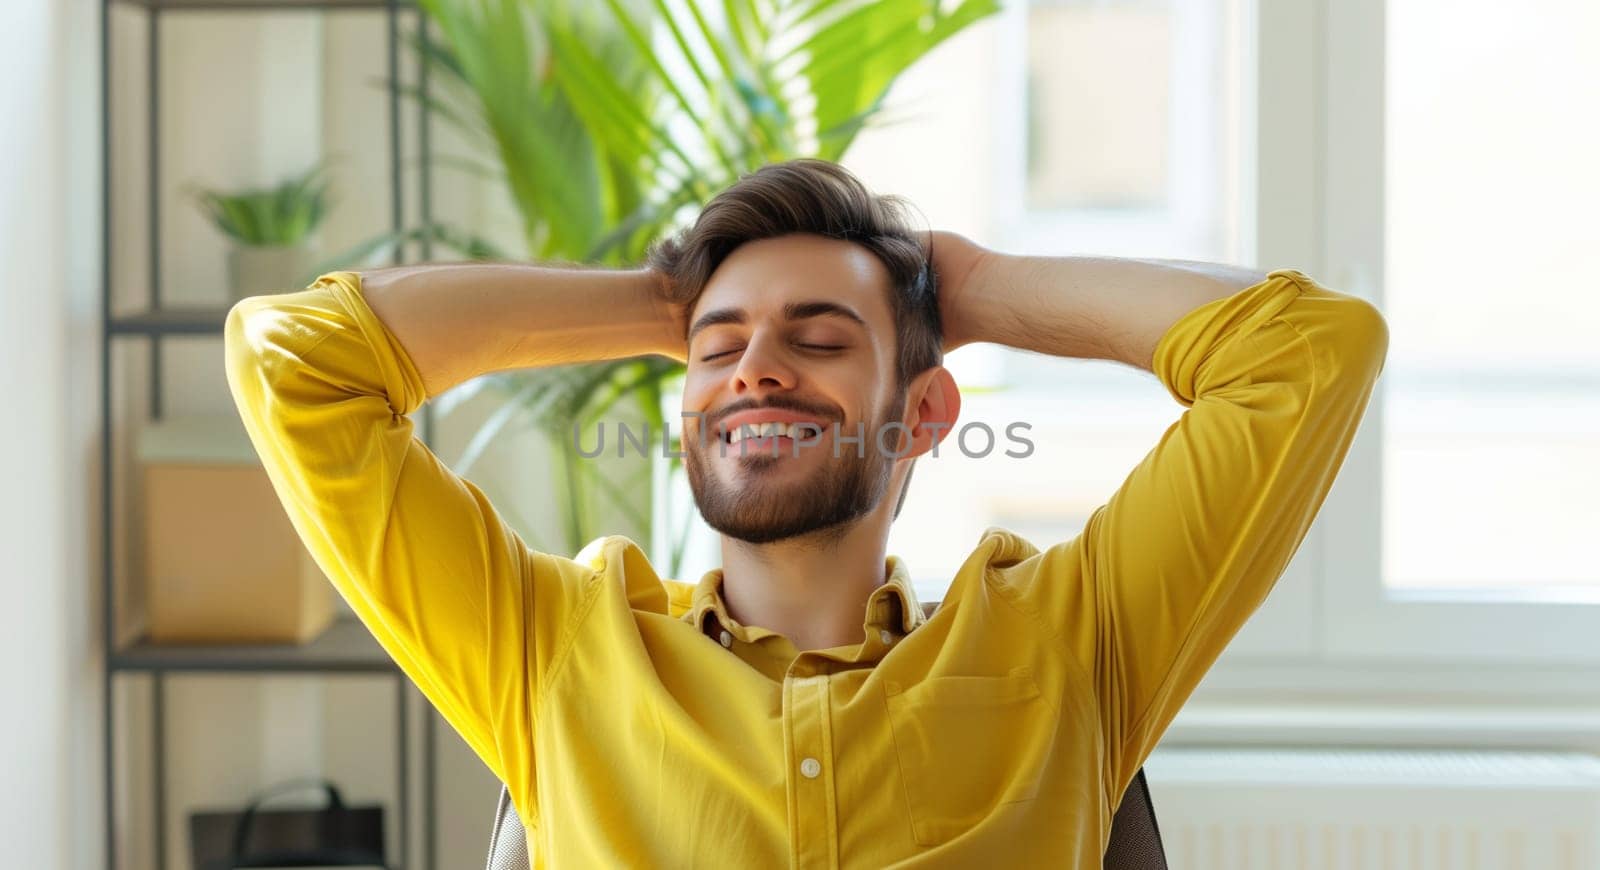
[647,159,941,521]
[645,158,942,387]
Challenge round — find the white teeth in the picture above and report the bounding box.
[724,421,812,444]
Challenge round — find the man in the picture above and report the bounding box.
[225,158,1387,867]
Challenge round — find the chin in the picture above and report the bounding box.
[702,507,855,546]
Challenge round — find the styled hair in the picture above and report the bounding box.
[646,159,941,521]
[644,158,942,387]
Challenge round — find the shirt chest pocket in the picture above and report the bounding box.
[882,666,1055,847]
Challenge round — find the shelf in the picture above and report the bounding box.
[111,0,417,10]
[110,618,399,673]
[100,0,437,863]
[109,307,230,336]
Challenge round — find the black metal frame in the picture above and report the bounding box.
[99,0,437,867]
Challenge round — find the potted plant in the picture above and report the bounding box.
[188,163,333,301]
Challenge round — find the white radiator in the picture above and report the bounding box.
[1140,747,1600,870]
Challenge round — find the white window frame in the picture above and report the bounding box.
[1312,0,1600,668]
[989,0,1600,708]
[1216,0,1600,705]
[991,0,1248,262]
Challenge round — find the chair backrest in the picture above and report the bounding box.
[1103,768,1170,869]
[485,767,1167,869]
[485,787,528,870]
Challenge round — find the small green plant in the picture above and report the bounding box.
[189,163,332,246]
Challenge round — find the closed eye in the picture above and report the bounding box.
[699,343,844,362]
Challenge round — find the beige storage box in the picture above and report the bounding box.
[139,416,334,644]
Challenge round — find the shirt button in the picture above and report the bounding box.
[879,629,894,644]
[800,757,821,779]
[719,629,733,648]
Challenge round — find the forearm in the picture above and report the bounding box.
[964,254,1271,371]
[358,260,681,398]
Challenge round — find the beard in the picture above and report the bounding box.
[684,389,905,545]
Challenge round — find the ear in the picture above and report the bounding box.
[900,365,961,460]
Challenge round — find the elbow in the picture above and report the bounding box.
[1282,289,1391,407]
[1294,291,1389,389]
[223,296,252,351]
[1337,296,1390,382]
[223,299,251,387]
[222,297,264,394]
[223,295,296,399]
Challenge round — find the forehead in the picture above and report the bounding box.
[690,233,895,325]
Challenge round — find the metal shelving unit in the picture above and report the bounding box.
[99,0,439,867]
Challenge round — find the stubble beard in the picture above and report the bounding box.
[684,389,906,546]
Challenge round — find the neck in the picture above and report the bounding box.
[717,506,894,652]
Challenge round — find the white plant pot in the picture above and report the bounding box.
[227,242,317,301]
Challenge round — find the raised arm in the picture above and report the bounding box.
[932,235,1389,803]
[223,260,675,802]
[355,259,686,395]
[929,230,1271,368]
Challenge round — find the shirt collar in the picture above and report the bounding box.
[686,554,927,643]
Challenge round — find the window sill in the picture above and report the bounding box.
[1169,654,1600,753]
[1165,698,1600,754]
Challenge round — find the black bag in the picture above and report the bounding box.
[189,778,387,870]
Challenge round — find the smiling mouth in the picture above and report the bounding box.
[713,421,832,458]
[720,421,821,445]
[726,436,796,459]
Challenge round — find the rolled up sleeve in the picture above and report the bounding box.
[1000,269,1388,804]
[223,271,591,811]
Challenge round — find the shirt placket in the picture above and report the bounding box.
[784,664,839,869]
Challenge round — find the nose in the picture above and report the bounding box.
[728,330,797,394]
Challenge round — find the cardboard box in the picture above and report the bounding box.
[140,416,333,644]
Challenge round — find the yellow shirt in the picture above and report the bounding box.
[224,267,1388,868]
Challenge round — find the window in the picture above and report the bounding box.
[1380,1,1600,594]
[1315,0,1600,667]
[841,0,1252,602]
[822,0,1600,686]
[1023,1,1173,212]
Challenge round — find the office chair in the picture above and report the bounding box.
[484,766,1167,869]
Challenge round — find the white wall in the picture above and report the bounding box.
[0,1,103,868]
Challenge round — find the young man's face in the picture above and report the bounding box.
[680,233,910,544]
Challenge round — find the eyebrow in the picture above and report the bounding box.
[686,300,869,344]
